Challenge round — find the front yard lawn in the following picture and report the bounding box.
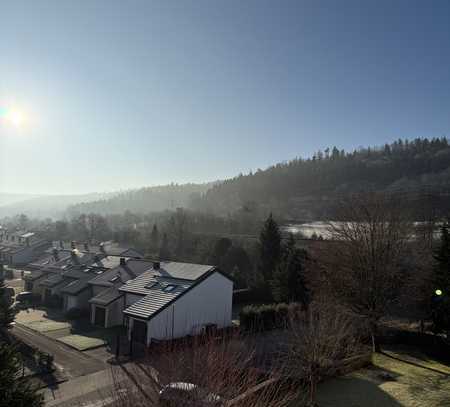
[23,319,71,333]
[57,334,106,351]
[316,345,450,407]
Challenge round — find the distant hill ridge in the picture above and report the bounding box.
[3,138,450,219]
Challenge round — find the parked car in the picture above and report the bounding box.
[15,291,33,303]
[159,382,223,407]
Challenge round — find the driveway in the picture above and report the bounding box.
[12,324,106,379]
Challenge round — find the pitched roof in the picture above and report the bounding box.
[39,273,65,287]
[89,286,123,306]
[119,262,214,295]
[123,277,193,319]
[60,277,92,295]
[120,261,223,320]
[90,256,126,270]
[89,259,153,288]
[23,270,45,281]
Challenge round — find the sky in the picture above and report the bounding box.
[1,0,450,195]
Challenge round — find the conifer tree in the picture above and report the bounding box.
[258,213,282,288]
[430,224,450,333]
[150,224,159,253]
[0,344,43,407]
[0,279,15,329]
[271,234,309,307]
[159,233,170,260]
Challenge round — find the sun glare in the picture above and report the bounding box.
[6,109,27,128]
[0,106,31,131]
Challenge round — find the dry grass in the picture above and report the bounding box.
[316,346,450,407]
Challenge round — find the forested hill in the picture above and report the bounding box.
[192,137,450,220]
[67,183,215,216]
[67,138,450,220]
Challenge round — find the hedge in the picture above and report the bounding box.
[239,303,302,332]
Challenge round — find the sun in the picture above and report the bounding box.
[6,108,27,128]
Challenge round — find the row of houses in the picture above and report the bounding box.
[0,229,51,266]
[22,242,233,346]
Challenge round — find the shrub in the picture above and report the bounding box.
[239,302,303,331]
[65,307,83,320]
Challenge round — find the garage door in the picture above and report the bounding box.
[95,306,106,327]
[132,320,147,344]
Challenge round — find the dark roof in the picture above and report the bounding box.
[50,241,143,258]
[90,256,125,270]
[89,259,153,288]
[39,273,65,288]
[29,251,71,268]
[89,286,123,306]
[48,251,98,270]
[123,277,193,319]
[60,277,92,295]
[119,262,214,294]
[23,270,45,281]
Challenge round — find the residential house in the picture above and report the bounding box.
[88,258,154,328]
[0,230,50,266]
[119,261,233,345]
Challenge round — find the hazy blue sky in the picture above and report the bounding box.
[1,0,450,194]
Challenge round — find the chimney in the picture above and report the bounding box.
[84,242,89,252]
[59,240,64,249]
[52,248,59,261]
[71,241,76,249]
[153,261,160,270]
[120,257,126,266]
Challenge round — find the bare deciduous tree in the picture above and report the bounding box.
[321,192,412,352]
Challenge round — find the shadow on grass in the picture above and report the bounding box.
[317,375,403,407]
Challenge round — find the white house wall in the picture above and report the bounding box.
[146,272,233,343]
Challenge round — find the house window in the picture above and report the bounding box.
[163,285,177,293]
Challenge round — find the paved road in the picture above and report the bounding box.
[12,324,106,379]
[43,369,115,406]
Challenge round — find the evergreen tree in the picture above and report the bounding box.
[0,344,43,407]
[208,238,232,267]
[430,223,450,333]
[271,234,309,307]
[150,224,159,253]
[258,213,282,287]
[0,279,15,329]
[159,233,170,260]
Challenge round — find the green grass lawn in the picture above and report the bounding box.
[57,334,106,351]
[23,319,72,333]
[317,346,450,407]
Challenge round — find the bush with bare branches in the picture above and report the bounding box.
[106,333,301,407]
[281,302,365,407]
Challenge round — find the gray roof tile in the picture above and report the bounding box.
[123,279,193,319]
[89,286,123,306]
